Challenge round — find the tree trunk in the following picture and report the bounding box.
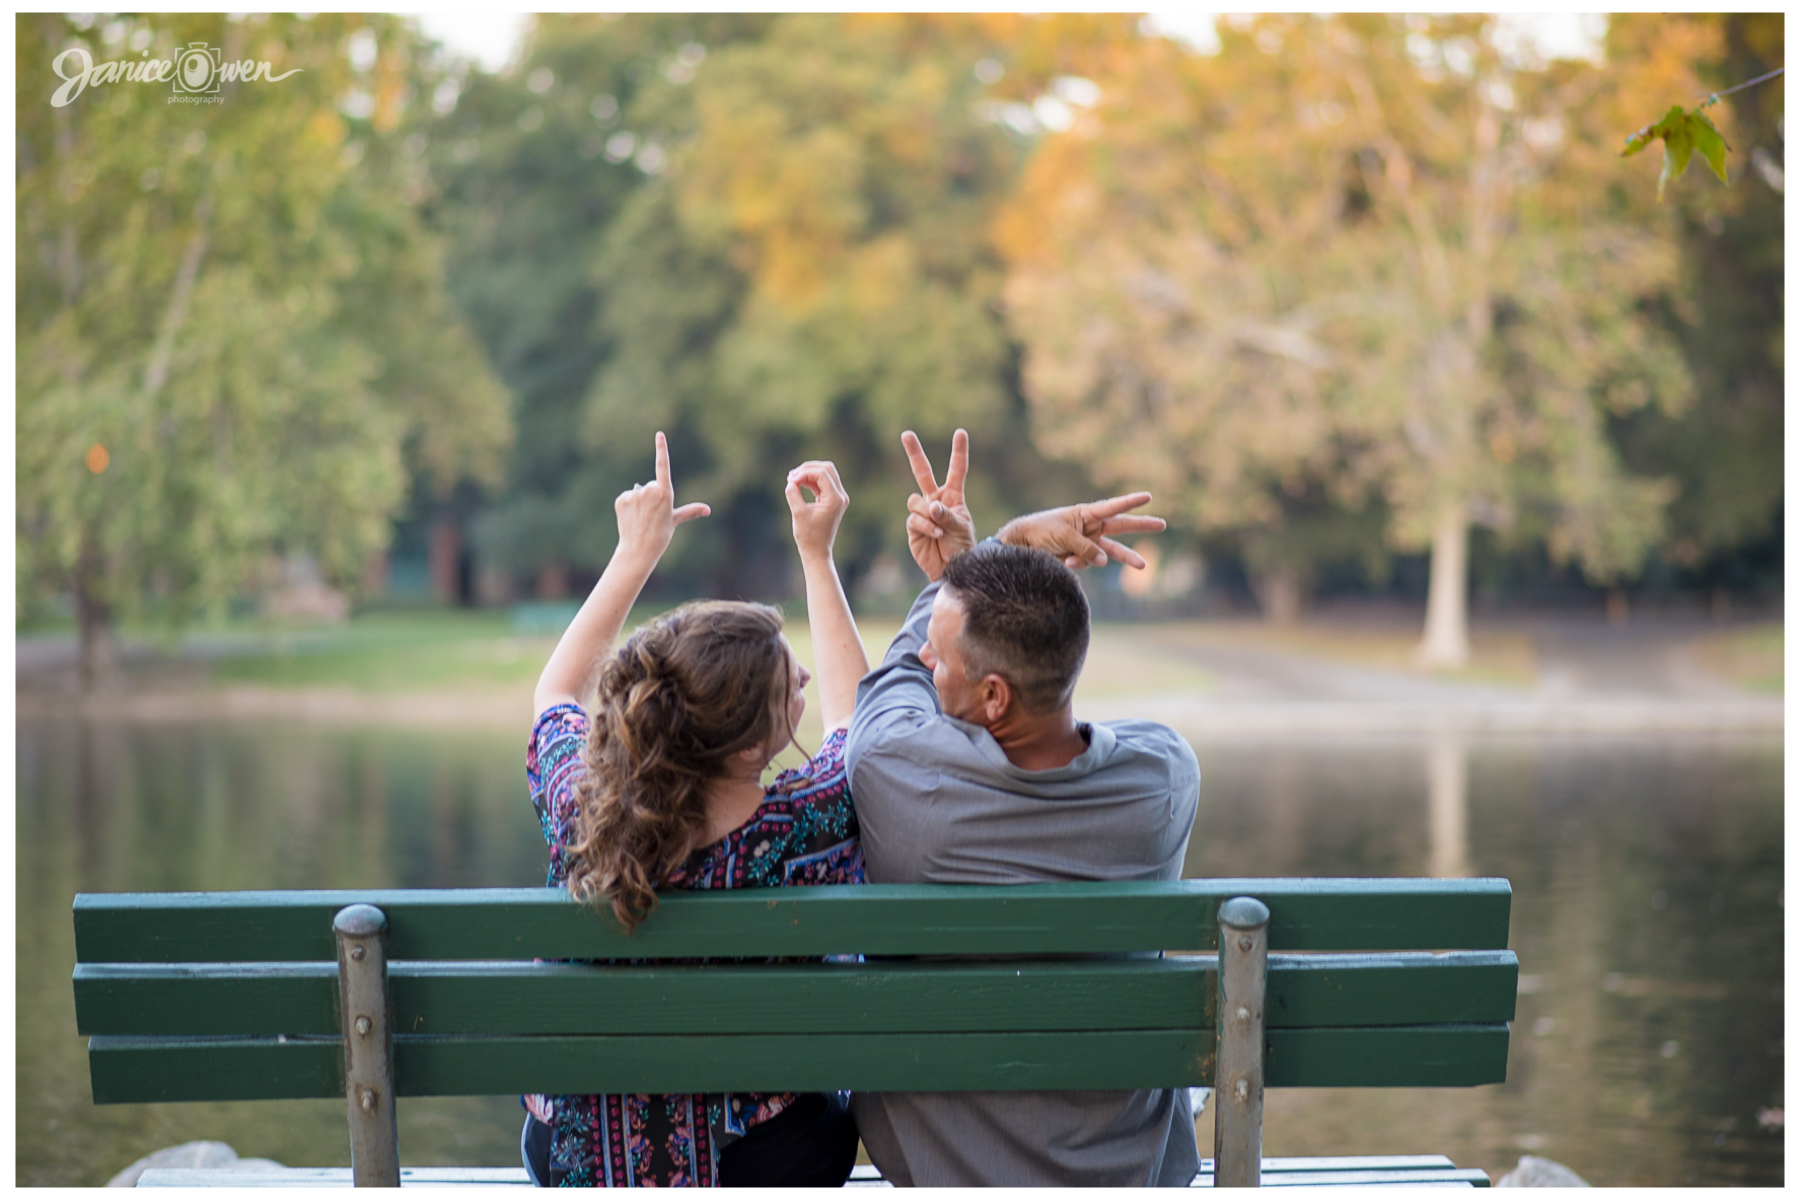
[72,536,115,692]
[1417,501,1469,669]
[1249,564,1305,627]
[430,517,463,605]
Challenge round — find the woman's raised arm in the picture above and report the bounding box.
[785,461,868,732]
[534,432,709,719]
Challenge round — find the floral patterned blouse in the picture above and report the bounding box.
[526,702,863,1187]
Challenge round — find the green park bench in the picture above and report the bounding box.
[73,878,1516,1187]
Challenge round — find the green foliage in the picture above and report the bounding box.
[15,14,510,643]
[440,14,1081,599]
[1621,103,1730,200]
[998,14,1693,615]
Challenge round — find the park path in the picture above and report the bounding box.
[1075,616,1780,736]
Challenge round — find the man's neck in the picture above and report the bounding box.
[987,706,1087,772]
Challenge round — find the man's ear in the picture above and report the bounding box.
[978,674,1013,726]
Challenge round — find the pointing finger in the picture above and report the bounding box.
[1081,492,1154,522]
[654,432,672,491]
[1095,514,1168,536]
[1097,535,1147,570]
[901,431,940,496]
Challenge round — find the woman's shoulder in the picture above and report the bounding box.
[530,703,588,759]
[528,703,590,801]
[766,726,850,800]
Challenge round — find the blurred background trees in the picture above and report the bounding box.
[17,14,509,681]
[16,13,1783,667]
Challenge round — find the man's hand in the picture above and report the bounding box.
[786,460,849,562]
[996,493,1167,570]
[901,428,975,582]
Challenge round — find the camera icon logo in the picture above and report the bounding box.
[173,42,221,94]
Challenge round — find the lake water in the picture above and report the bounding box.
[17,717,1783,1186]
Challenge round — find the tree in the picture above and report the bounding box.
[16,14,510,682]
[421,15,774,597]
[578,14,1072,598]
[997,15,1692,656]
[1592,16,1784,601]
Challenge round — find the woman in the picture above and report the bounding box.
[521,433,870,1187]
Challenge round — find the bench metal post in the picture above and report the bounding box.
[1215,896,1270,1187]
[335,904,399,1187]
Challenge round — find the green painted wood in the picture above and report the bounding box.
[72,878,1512,963]
[88,1029,1216,1102]
[90,1021,1508,1103]
[1203,1156,1460,1171]
[1204,1168,1488,1187]
[1263,952,1518,1027]
[87,1035,341,1104]
[76,952,1517,1038]
[74,963,341,1037]
[1263,1024,1511,1087]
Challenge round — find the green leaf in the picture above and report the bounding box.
[1689,108,1732,184]
[1658,114,1697,201]
[1621,105,1685,159]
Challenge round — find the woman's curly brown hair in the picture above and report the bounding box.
[565,600,794,931]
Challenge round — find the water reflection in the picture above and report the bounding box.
[1427,734,1470,880]
[17,719,1783,1186]
[1183,732,1783,1186]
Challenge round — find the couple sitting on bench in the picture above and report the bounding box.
[522,429,1195,1187]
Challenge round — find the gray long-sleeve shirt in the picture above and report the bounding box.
[845,580,1202,1187]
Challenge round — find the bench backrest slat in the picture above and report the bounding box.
[89,1018,1512,1104]
[75,952,1516,1040]
[73,878,1512,962]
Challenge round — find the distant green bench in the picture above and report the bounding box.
[73,878,1516,1187]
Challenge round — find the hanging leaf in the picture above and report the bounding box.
[1689,108,1731,184]
[1622,102,1737,201]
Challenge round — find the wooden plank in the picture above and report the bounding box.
[136,1167,533,1187]
[90,1020,1507,1102]
[1202,1156,1460,1172]
[1195,1169,1483,1187]
[1264,1024,1511,1087]
[87,1034,341,1104]
[76,952,1516,1038]
[74,962,340,1037]
[89,1029,1216,1102]
[72,878,1512,963]
[1263,952,1518,1027]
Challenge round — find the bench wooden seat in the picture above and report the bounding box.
[135,1157,1490,1187]
[74,878,1516,1187]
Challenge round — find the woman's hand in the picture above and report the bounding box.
[535,433,707,720]
[786,461,849,562]
[615,432,711,565]
[788,459,867,731]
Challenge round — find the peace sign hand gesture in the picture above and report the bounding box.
[901,428,975,583]
[995,493,1166,570]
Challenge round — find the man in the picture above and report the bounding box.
[845,429,1202,1187]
